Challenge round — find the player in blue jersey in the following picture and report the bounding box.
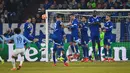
[3,28,31,71]
[79,16,90,62]
[0,37,4,64]
[103,15,114,62]
[68,14,80,59]
[88,11,101,61]
[23,18,41,50]
[23,18,33,40]
[51,15,68,66]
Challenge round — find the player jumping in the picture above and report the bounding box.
[79,16,89,62]
[88,11,101,61]
[23,18,41,50]
[51,15,68,66]
[68,14,80,59]
[3,28,31,71]
[103,15,114,62]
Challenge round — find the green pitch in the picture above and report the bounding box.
[0,62,130,73]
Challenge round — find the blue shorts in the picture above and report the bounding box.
[51,34,63,44]
[91,35,100,43]
[66,34,72,43]
[104,36,112,46]
[53,43,64,52]
[70,35,79,43]
[81,36,89,45]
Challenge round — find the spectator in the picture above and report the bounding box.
[58,4,63,9]
[43,0,52,9]
[0,14,5,23]
[107,0,114,8]
[126,0,130,9]
[0,2,4,14]
[6,0,17,13]
[35,13,42,23]
[31,17,36,24]
[50,4,56,9]
[3,10,9,23]
[39,7,45,16]
[116,0,123,8]
[97,1,103,9]
[103,2,108,9]
[80,0,87,9]
[71,0,78,9]
[52,0,57,8]
[87,0,96,9]
[114,2,120,9]
[62,1,68,9]
[38,4,44,12]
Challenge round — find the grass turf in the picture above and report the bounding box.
[0,61,130,73]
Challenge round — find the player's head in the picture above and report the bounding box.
[93,10,97,17]
[106,15,111,21]
[14,28,21,34]
[56,15,62,21]
[81,16,87,22]
[70,14,75,20]
[26,17,31,23]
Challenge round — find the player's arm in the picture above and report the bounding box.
[69,21,78,28]
[0,38,3,43]
[104,23,113,32]
[2,35,14,41]
[106,23,113,32]
[23,36,32,43]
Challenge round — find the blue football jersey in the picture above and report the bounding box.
[70,18,79,37]
[23,22,33,37]
[104,21,113,37]
[53,20,63,34]
[88,16,100,36]
[80,21,88,36]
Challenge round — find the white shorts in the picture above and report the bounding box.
[13,48,25,57]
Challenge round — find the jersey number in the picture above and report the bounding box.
[17,37,22,43]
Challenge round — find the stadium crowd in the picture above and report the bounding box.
[0,0,130,23]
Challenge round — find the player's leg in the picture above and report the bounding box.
[96,36,101,60]
[11,49,19,70]
[17,49,25,70]
[57,45,64,61]
[0,56,4,64]
[62,51,69,66]
[70,36,76,54]
[107,38,114,62]
[103,45,108,61]
[92,37,96,60]
[81,38,89,62]
[52,44,57,66]
[70,42,75,54]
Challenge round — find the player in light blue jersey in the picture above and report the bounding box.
[3,28,31,71]
[103,15,114,62]
[0,37,4,64]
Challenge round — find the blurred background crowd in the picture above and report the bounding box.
[0,0,130,23]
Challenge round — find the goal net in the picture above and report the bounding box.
[44,9,130,62]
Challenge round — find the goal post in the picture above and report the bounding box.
[45,9,130,62]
